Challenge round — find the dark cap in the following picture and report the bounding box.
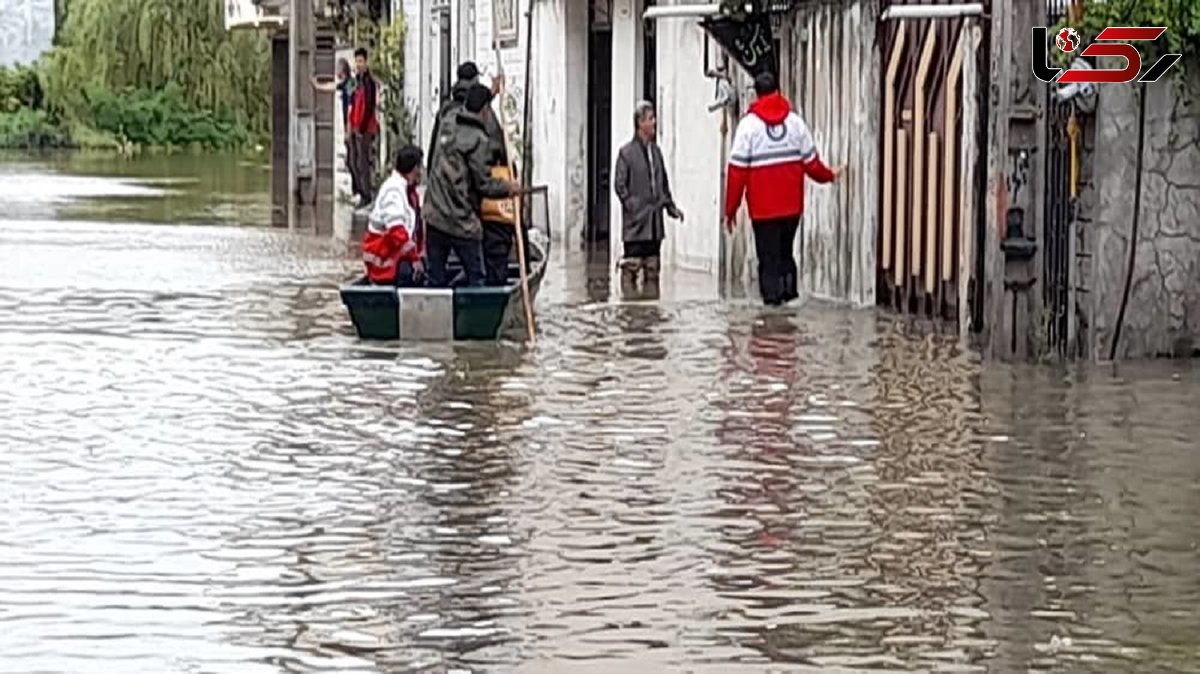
[456,61,480,82]
[464,83,493,113]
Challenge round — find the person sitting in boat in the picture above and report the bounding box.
[362,145,425,287]
[423,84,521,288]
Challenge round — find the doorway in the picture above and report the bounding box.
[586,0,613,244]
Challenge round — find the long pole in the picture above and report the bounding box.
[520,1,535,192]
[494,46,537,344]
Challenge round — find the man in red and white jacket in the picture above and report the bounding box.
[363,145,425,286]
[724,72,843,306]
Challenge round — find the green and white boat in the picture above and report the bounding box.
[339,231,548,341]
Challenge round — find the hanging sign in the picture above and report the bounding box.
[700,12,777,78]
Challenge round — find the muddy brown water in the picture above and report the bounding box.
[1,153,1199,673]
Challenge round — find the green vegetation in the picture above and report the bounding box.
[0,0,268,151]
[372,14,415,187]
[1056,0,1200,77]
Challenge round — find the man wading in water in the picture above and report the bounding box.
[613,100,683,295]
[724,72,843,306]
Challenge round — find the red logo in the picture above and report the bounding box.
[1056,27,1080,52]
[1032,26,1182,84]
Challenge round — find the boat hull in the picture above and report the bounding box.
[339,237,547,341]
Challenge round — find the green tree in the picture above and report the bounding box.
[1060,0,1200,74]
[41,0,270,140]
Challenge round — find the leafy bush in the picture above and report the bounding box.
[0,108,69,148]
[1056,0,1200,74]
[0,65,44,113]
[83,83,251,150]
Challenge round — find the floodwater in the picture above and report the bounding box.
[1,152,1199,673]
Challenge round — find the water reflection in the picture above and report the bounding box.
[1,156,1199,672]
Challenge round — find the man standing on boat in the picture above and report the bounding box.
[348,47,380,206]
[363,145,425,287]
[426,62,514,287]
[423,84,521,288]
[723,72,842,306]
[427,61,505,172]
[614,100,683,293]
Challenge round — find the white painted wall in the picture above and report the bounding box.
[402,0,424,142]
[655,14,725,275]
[608,0,645,275]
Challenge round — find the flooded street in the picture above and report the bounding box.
[2,153,1199,673]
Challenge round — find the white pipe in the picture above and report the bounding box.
[880,3,983,20]
[643,4,721,20]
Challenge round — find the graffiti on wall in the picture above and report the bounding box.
[0,0,54,67]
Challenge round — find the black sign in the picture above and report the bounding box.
[700,12,777,78]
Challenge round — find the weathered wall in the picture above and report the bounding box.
[783,0,880,306]
[1087,75,1200,359]
[655,10,725,275]
[0,0,54,67]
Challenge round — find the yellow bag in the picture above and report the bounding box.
[481,164,517,225]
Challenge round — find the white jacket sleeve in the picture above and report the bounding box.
[367,177,416,235]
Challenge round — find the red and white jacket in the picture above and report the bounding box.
[362,172,423,284]
[724,92,835,223]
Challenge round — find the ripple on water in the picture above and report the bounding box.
[2,202,1200,673]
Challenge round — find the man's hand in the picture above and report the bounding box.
[831,165,847,180]
[412,259,425,281]
[668,205,684,221]
[492,73,506,95]
[724,216,737,232]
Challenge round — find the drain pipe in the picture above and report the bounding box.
[1108,82,1148,361]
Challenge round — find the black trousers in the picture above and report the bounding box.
[348,131,376,201]
[425,227,485,288]
[482,220,514,286]
[751,217,801,306]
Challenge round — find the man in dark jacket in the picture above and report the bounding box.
[614,100,683,291]
[423,84,521,288]
[427,61,506,171]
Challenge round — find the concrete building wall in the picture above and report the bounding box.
[1086,75,1200,359]
[401,0,424,141]
[654,12,726,275]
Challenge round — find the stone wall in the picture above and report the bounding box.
[0,0,54,67]
[1086,74,1200,359]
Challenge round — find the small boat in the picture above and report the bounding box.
[339,231,548,341]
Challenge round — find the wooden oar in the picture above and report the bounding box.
[492,49,536,344]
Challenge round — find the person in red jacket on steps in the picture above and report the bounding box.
[724,72,844,306]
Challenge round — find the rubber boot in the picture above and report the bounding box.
[619,257,642,295]
[642,255,661,287]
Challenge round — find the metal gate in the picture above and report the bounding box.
[1042,0,1077,356]
[877,1,987,325]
